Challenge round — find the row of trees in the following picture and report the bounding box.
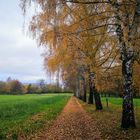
[21,0,140,129]
[0,78,70,94]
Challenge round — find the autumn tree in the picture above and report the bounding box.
[7,80,24,94]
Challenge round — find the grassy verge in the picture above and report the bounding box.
[0,94,71,139]
[80,97,140,140]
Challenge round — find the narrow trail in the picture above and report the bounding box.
[35,96,101,140]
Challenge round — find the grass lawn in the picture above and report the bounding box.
[101,97,140,106]
[80,97,140,140]
[0,93,71,140]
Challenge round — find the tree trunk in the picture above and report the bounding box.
[88,72,103,110]
[121,54,136,129]
[82,77,87,102]
[117,25,136,128]
[88,77,94,104]
[79,80,83,100]
[121,2,140,128]
[114,8,136,128]
[94,87,103,110]
[76,76,80,98]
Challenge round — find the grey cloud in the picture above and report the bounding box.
[0,0,48,83]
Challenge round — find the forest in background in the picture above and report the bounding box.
[0,78,72,94]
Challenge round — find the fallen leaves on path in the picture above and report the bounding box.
[35,96,101,140]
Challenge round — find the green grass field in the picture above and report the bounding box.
[101,97,140,106]
[80,97,140,140]
[0,94,71,139]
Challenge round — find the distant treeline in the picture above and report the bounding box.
[0,78,72,94]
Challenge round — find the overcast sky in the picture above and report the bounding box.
[0,1,48,83]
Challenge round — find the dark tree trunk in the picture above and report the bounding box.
[76,76,80,98]
[94,87,103,110]
[88,72,103,110]
[79,80,83,100]
[88,76,94,104]
[121,56,136,129]
[117,26,136,128]
[82,77,87,102]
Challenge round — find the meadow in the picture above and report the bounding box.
[0,94,71,139]
[101,97,140,106]
[80,97,140,139]
[1,94,139,140]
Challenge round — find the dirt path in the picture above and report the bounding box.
[35,96,101,140]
